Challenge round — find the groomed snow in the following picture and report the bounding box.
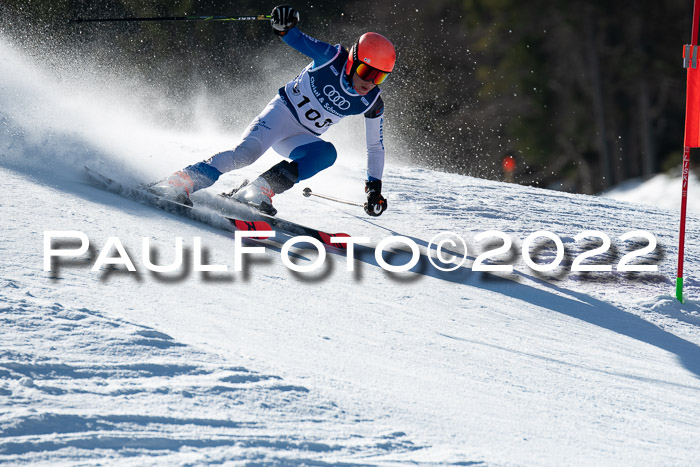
[2,34,700,465]
[603,172,700,214]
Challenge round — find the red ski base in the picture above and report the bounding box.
[229,217,349,249]
[231,219,273,240]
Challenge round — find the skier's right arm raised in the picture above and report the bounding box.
[270,5,299,36]
[271,5,338,66]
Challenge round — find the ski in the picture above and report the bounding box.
[84,166,349,248]
[230,218,273,237]
[217,191,350,249]
[84,166,272,239]
[267,215,350,249]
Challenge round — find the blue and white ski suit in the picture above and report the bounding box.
[186,27,387,192]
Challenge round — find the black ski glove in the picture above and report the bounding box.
[271,5,299,36]
[364,180,387,217]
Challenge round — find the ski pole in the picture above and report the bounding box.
[69,15,271,24]
[302,187,364,207]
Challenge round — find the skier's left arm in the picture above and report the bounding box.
[364,97,388,217]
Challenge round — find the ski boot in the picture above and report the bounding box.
[149,162,223,207]
[149,171,194,207]
[222,160,299,217]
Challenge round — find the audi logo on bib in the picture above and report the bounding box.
[323,85,350,110]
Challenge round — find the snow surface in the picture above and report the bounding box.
[602,172,700,214]
[3,34,700,465]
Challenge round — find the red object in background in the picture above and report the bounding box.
[502,155,516,173]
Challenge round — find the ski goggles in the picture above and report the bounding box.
[355,63,391,85]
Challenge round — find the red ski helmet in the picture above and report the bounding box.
[345,32,396,85]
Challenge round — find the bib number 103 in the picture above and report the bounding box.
[297,95,333,129]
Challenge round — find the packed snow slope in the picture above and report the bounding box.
[3,35,700,465]
[603,171,700,214]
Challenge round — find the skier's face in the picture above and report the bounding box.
[352,73,376,95]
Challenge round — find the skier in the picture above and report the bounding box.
[151,4,395,217]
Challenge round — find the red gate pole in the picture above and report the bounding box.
[677,0,700,302]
